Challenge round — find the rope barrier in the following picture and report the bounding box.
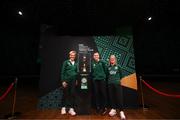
[0,78,19,119]
[0,82,14,101]
[141,79,180,98]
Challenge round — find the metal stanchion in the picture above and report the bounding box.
[139,76,149,111]
[5,77,21,119]
[11,77,18,119]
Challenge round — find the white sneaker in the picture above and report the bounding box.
[68,108,76,116]
[61,107,66,115]
[120,111,126,120]
[109,109,117,116]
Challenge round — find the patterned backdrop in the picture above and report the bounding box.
[94,35,135,77]
[38,31,137,109]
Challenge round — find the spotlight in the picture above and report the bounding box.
[148,17,152,21]
[18,11,23,16]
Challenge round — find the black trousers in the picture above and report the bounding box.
[93,80,107,109]
[61,80,76,108]
[108,83,124,110]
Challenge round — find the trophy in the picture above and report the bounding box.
[82,56,87,72]
[79,54,89,89]
[82,64,87,72]
[78,44,93,89]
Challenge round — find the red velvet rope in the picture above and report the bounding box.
[0,82,14,101]
[142,80,180,98]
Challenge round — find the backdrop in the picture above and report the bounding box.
[38,27,138,109]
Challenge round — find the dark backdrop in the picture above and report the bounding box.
[39,29,98,95]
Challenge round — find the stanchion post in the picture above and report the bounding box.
[11,77,18,118]
[139,76,147,111]
[7,77,18,119]
[4,77,21,119]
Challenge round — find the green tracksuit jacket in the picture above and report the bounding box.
[91,60,107,80]
[61,60,78,82]
[108,64,122,84]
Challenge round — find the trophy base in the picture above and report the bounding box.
[76,74,91,115]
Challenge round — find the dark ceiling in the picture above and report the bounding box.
[2,0,179,34]
[40,0,179,34]
[1,0,180,75]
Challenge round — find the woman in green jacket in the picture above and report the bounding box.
[61,51,78,116]
[107,55,126,119]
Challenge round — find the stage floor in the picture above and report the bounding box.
[0,79,180,119]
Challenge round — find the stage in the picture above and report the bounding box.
[1,77,180,119]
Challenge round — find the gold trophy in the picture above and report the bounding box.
[82,63,87,72]
[82,56,87,72]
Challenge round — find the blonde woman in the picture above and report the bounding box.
[61,51,78,116]
[107,55,126,119]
